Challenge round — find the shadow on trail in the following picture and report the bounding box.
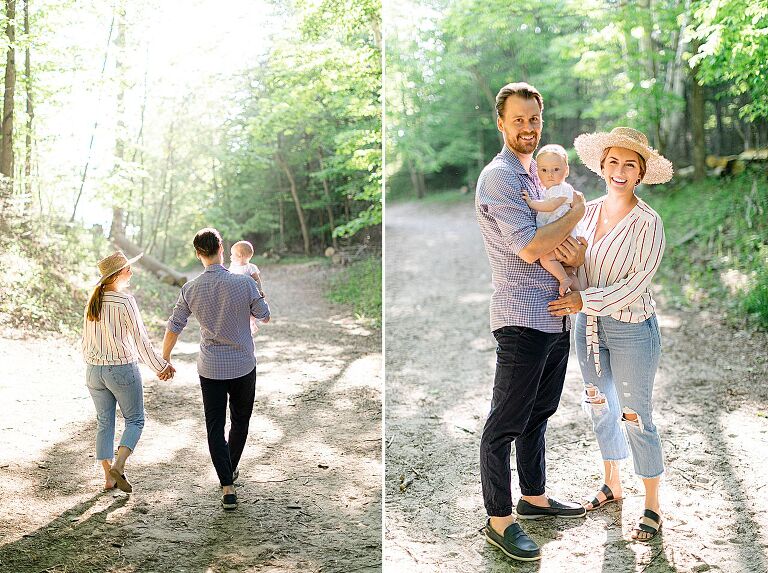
[385,199,768,573]
[0,309,381,573]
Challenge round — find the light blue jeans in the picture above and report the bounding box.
[85,363,145,461]
[574,314,664,478]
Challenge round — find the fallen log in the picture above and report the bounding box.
[113,234,186,287]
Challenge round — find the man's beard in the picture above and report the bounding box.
[507,133,539,155]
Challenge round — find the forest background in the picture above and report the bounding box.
[0,0,382,332]
[386,0,768,328]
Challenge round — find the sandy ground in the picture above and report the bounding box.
[384,199,768,573]
[0,261,382,573]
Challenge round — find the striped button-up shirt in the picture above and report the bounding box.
[475,145,568,333]
[167,264,270,380]
[82,291,168,373]
[577,197,666,375]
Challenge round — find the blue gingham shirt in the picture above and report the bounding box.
[475,145,569,333]
[167,264,270,379]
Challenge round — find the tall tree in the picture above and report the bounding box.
[1,0,16,179]
[23,0,32,197]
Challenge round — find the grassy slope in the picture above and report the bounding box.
[327,256,382,326]
[645,171,768,328]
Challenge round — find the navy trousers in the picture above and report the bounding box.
[199,368,256,487]
[480,326,570,516]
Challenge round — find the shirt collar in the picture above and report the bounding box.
[203,263,227,273]
[500,145,538,179]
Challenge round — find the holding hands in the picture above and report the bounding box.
[158,363,176,381]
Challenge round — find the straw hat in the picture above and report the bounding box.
[574,127,673,184]
[95,251,142,286]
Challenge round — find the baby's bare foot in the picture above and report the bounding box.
[559,276,574,297]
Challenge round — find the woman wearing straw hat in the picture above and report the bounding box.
[82,251,175,492]
[547,127,672,541]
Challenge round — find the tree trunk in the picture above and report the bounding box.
[110,5,126,241]
[23,0,32,199]
[317,151,338,249]
[71,13,114,222]
[691,61,706,180]
[407,158,424,199]
[1,0,16,179]
[661,3,689,159]
[113,234,186,286]
[275,143,310,255]
[279,197,285,250]
[469,66,503,147]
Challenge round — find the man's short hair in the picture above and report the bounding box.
[536,144,569,164]
[232,240,254,257]
[495,82,544,118]
[193,228,223,258]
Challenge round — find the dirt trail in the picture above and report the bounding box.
[0,261,382,573]
[384,199,768,573]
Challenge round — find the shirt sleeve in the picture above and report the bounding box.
[167,288,191,334]
[579,215,665,316]
[249,280,270,320]
[477,167,537,255]
[124,296,168,373]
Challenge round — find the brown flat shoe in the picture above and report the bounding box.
[108,468,133,493]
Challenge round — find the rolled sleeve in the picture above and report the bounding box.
[477,167,537,255]
[167,289,191,334]
[249,281,270,320]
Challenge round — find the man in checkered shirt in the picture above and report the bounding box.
[476,83,588,561]
[163,228,270,511]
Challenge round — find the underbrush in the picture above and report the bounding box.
[327,256,382,326]
[0,221,181,339]
[646,170,768,329]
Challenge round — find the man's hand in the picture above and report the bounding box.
[158,363,176,381]
[570,189,586,218]
[554,236,587,267]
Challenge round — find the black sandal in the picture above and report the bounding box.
[632,509,662,541]
[585,484,622,511]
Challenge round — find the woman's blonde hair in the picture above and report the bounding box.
[86,272,121,321]
[599,147,647,183]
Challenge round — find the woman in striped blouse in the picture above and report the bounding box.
[82,251,175,493]
[548,127,672,542]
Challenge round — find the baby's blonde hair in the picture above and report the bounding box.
[536,144,569,164]
[232,240,254,258]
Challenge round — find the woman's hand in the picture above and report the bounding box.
[548,291,583,316]
[158,363,176,381]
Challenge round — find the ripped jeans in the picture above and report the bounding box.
[574,314,664,478]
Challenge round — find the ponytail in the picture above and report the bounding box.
[86,273,120,321]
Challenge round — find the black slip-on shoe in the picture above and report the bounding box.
[516,497,586,519]
[484,519,541,561]
[221,493,238,510]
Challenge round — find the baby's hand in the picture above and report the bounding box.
[521,190,532,205]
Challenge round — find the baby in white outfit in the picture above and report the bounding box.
[522,144,578,296]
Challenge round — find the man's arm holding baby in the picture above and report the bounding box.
[518,190,585,264]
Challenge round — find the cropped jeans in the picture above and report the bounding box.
[86,363,145,461]
[574,314,664,478]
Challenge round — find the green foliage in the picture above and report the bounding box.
[387,0,764,200]
[0,224,105,336]
[327,256,382,325]
[688,0,768,121]
[649,172,768,328]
